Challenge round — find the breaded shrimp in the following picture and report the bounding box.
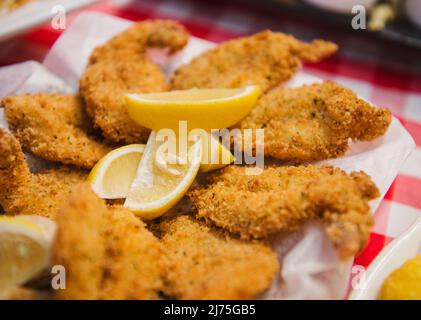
[189,165,380,260]
[2,94,113,169]
[80,20,189,144]
[54,183,164,300]
[171,30,337,91]
[236,81,392,162]
[53,184,105,300]
[100,205,164,300]
[159,215,279,299]
[0,129,87,219]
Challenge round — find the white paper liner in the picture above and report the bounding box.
[0,12,415,299]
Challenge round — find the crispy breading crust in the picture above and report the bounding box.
[0,129,87,219]
[54,184,164,300]
[237,81,392,162]
[53,184,105,300]
[1,0,32,11]
[171,30,337,91]
[2,94,113,169]
[159,215,279,299]
[189,165,380,260]
[80,20,189,144]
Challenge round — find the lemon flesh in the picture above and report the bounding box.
[125,85,261,131]
[0,216,55,292]
[88,144,145,199]
[379,254,421,300]
[124,132,202,220]
[0,233,46,291]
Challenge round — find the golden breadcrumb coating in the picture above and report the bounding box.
[236,81,392,162]
[54,183,164,300]
[80,20,189,144]
[171,30,337,91]
[189,165,380,260]
[379,254,421,300]
[0,0,32,11]
[0,129,87,219]
[2,94,112,169]
[53,184,105,300]
[159,215,279,299]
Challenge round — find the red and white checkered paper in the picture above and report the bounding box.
[1,0,420,274]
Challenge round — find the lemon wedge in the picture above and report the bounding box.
[125,85,261,131]
[88,144,145,199]
[124,132,202,220]
[199,132,235,172]
[0,215,56,292]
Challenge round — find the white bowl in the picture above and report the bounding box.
[349,217,421,299]
[303,0,377,14]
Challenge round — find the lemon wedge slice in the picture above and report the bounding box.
[124,132,202,220]
[125,85,261,131]
[88,144,145,199]
[199,132,235,172]
[0,215,56,292]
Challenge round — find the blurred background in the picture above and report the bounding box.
[1,0,421,73]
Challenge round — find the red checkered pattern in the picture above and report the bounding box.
[1,0,420,270]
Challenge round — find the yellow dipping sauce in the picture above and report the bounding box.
[379,254,421,300]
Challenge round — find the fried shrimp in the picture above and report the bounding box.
[171,30,337,91]
[54,183,164,300]
[0,129,87,219]
[189,165,380,260]
[2,94,113,169]
[237,81,392,162]
[80,20,190,144]
[159,215,279,299]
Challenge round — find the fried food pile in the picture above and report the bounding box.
[0,19,392,300]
